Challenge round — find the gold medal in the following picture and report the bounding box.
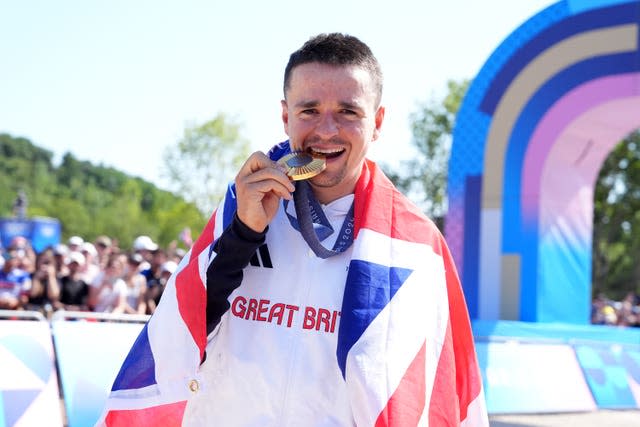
[277,151,326,181]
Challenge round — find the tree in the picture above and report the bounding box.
[0,133,56,212]
[162,113,251,215]
[382,80,469,229]
[0,133,207,251]
[592,131,640,299]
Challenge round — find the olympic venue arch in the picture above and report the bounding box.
[447,0,640,324]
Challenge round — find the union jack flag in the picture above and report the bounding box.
[96,142,487,426]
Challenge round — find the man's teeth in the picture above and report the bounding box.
[310,147,344,155]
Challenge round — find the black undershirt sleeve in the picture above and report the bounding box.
[205,213,266,335]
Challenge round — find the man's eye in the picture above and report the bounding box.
[341,109,357,115]
[301,109,317,115]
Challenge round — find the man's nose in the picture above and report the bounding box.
[315,113,339,139]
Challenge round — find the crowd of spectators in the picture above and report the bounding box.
[0,234,188,318]
[591,292,640,327]
[4,233,639,328]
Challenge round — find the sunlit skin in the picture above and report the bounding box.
[282,63,385,205]
[235,62,384,233]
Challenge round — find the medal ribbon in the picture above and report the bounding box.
[285,180,355,259]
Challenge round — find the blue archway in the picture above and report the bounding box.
[447,0,640,323]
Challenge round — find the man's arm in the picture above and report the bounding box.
[205,213,266,335]
[205,151,292,332]
[204,150,293,334]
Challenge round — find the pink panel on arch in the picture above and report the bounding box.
[539,96,640,237]
[521,73,640,225]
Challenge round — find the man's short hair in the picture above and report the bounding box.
[283,33,383,106]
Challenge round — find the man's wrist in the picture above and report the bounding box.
[233,213,267,243]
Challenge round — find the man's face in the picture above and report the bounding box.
[281,62,385,204]
[153,251,167,267]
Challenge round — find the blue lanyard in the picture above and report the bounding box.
[284,180,355,259]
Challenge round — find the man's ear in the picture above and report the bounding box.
[281,100,289,134]
[372,105,385,141]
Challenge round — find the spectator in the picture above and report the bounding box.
[132,235,158,270]
[9,236,35,274]
[161,261,178,281]
[591,292,640,327]
[141,249,166,299]
[94,235,113,268]
[68,235,84,253]
[89,255,127,313]
[120,253,148,314]
[54,251,90,312]
[591,293,608,325]
[80,242,101,285]
[53,244,70,279]
[13,190,27,219]
[617,291,639,327]
[145,260,176,314]
[26,249,60,317]
[602,305,618,325]
[0,250,32,310]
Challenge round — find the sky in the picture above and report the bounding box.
[0,0,556,191]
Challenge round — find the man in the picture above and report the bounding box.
[144,254,173,315]
[54,251,90,312]
[132,235,158,271]
[98,33,487,426]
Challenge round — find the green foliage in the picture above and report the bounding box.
[592,131,640,299]
[0,132,206,251]
[162,113,251,215]
[0,135,57,224]
[382,80,469,229]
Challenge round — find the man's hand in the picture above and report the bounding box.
[235,151,295,233]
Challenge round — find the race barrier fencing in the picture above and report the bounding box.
[1,312,639,426]
[0,310,64,427]
[474,320,640,414]
[50,311,147,427]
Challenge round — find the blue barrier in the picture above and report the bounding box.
[0,311,64,427]
[475,339,597,413]
[473,319,640,345]
[573,341,640,409]
[51,312,147,427]
[473,320,640,411]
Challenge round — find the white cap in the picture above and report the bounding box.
[53,244,69,256]
[67,251,86,266]
[161,261,178,274]
[133,235,158,251]
[68,236,84,247]
[81,242,98,257]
